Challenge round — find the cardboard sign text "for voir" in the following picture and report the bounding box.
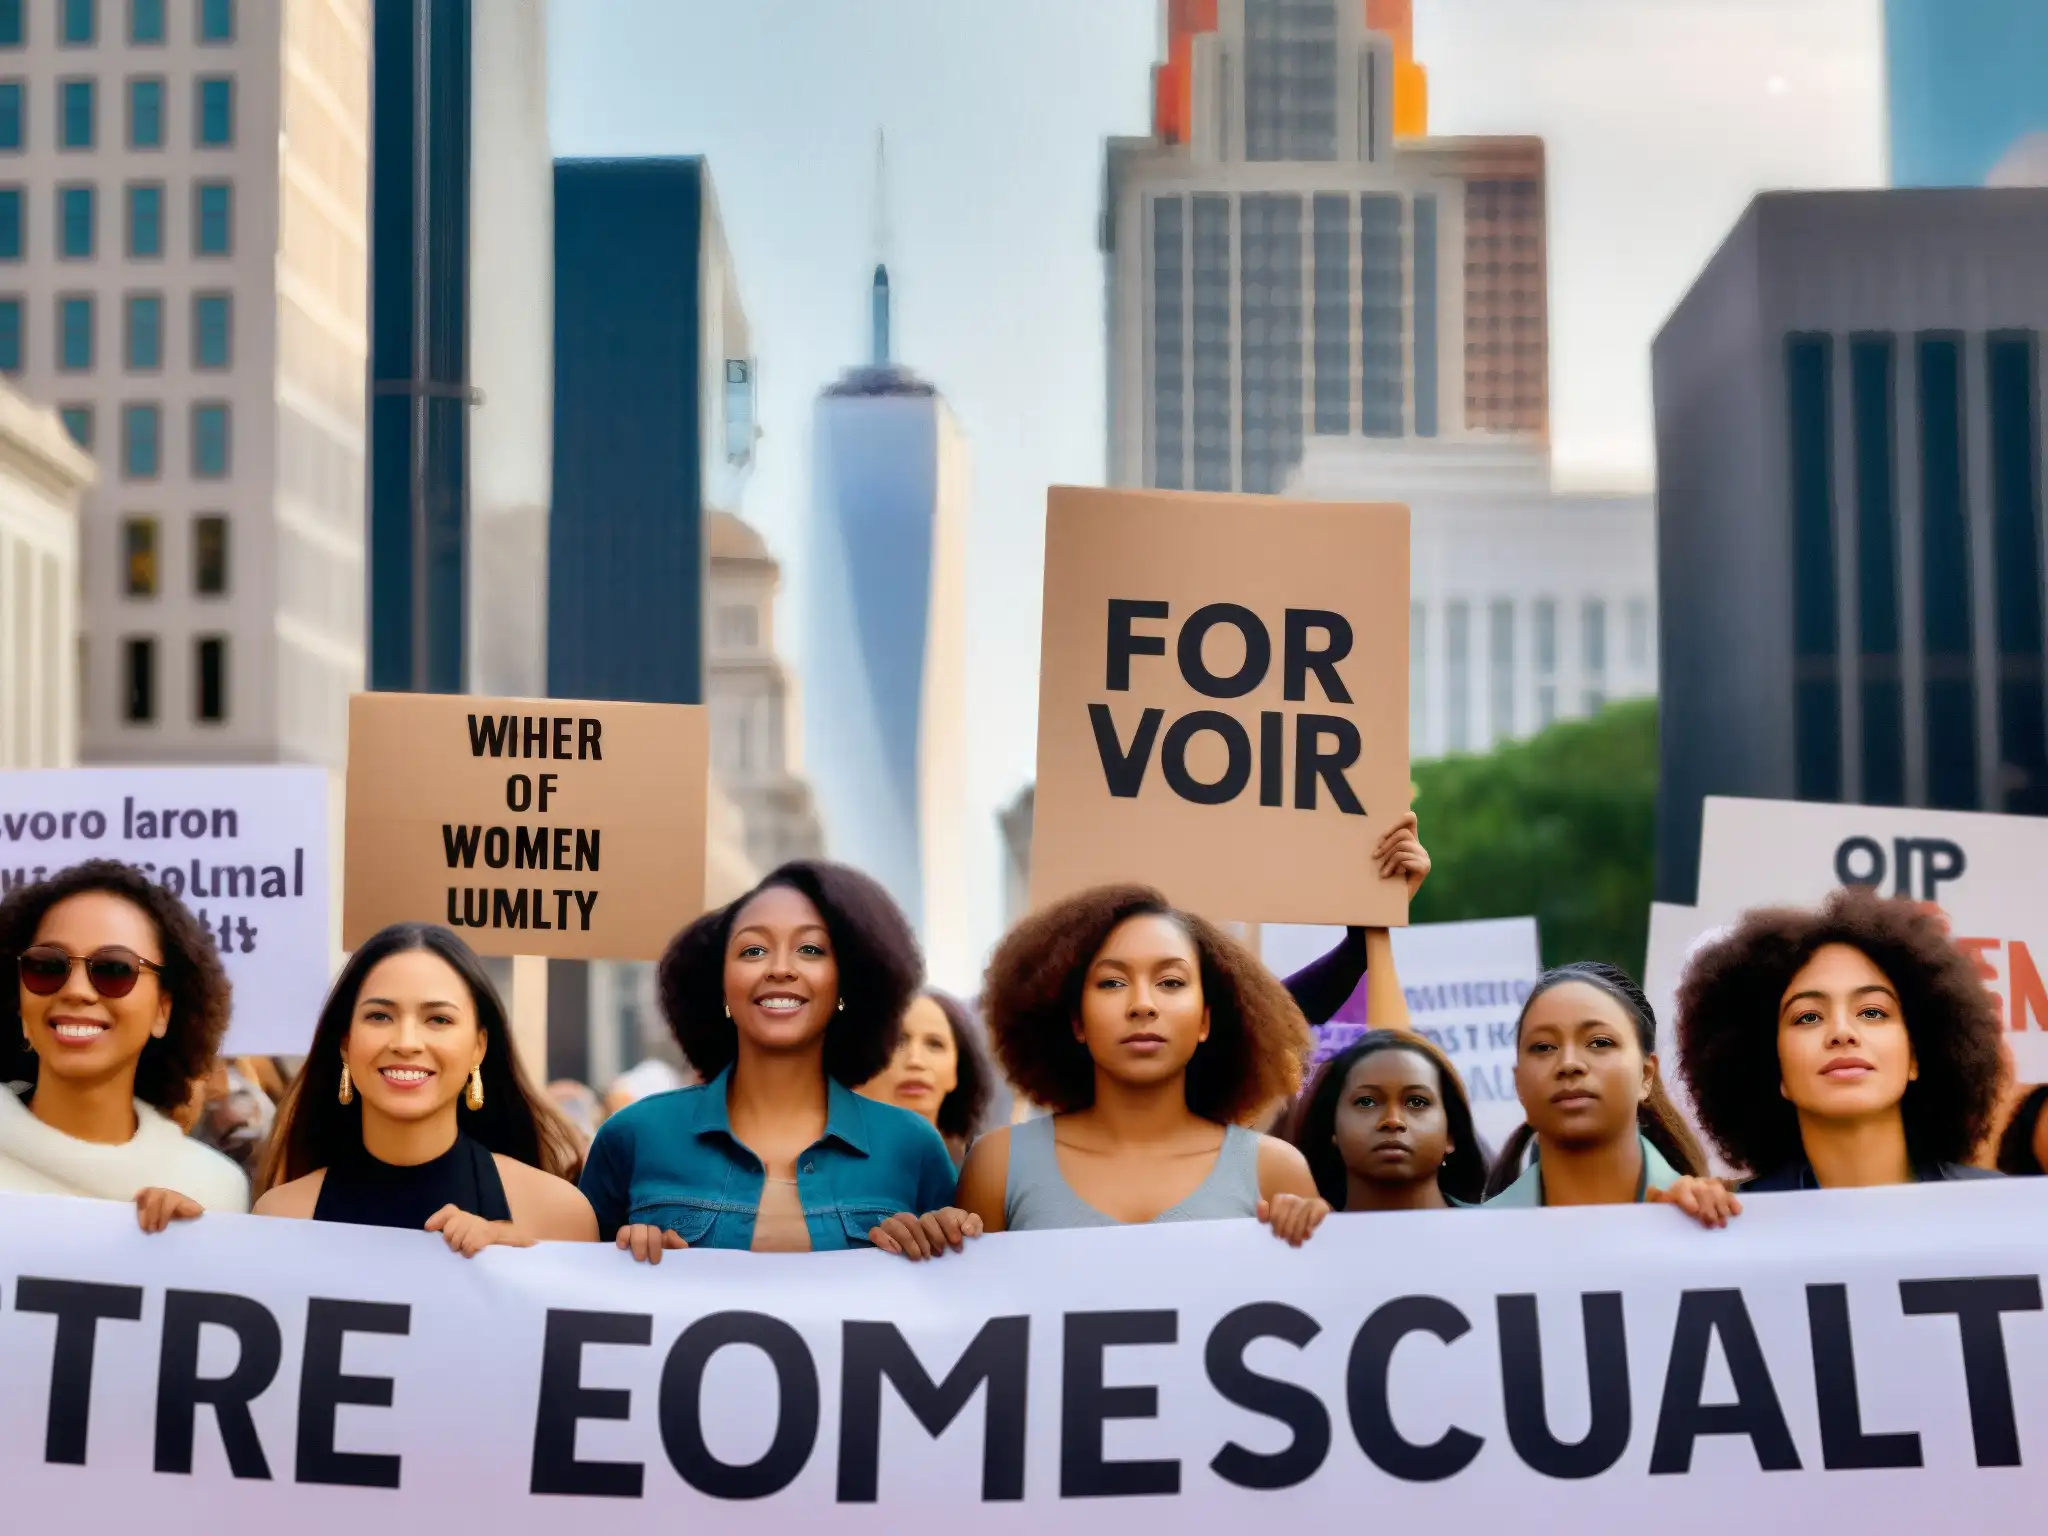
[343,693,708,960]
[1031,487,1411,926]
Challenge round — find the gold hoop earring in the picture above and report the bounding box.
[337,1062,354,1106]
[466,1064,485,1111]
[836,998,845,1013]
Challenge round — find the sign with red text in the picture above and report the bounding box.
[1030,486,1411,925]
[343,692,708,960]
[1695,797,2048,1085]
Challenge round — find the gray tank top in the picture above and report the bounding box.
[1002,1114,1263,1231]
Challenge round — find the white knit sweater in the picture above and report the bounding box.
[0,1085,250,1211]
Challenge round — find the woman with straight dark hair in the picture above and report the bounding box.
[1290,1030,1487,1210]
[1678,887,2007,1190]
[1999,1086,2048,1175]
[144,923,594,1252]
[582,861,970,1261]
[857,989,995,1166]
[1483,961,1735,1224]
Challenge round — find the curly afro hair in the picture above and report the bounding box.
[659,860,922,1087]
[982,884,1309,1125]
[1,859,232,1114]
[1675,884,2006,1176]
[922,989,996,1144]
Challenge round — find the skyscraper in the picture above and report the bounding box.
[806,244,969,988]
[2,0,368,766]
[1105,0,1547,495]
[367,0,553,698]
[1886,0,2048,188]
[1652,189,2048,903]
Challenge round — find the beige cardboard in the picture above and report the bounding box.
[343,692,709,960]
[1031,486,1411,927]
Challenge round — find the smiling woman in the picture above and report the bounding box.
[580,861,971,1261]
[0,860,246,1213]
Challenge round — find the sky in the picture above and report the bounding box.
[548,0,1886,990]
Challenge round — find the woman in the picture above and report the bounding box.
[581,861,971,1261]
[1,860,246,1213]
[1998,1085,2047,1175]
[1483,962,1735,1224]
[143,923,594,1253]
[1290,1030,1487,1210]
[956,886,1329,1244]
[1677,886,2006,1190]
[857,988,993,1165]
[1279,812,1432,1028]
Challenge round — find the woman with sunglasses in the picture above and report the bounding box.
[0,860,247,1214]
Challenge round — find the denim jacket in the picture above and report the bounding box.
[579,1067,959,1250]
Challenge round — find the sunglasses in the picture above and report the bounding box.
[16,945,165,1000]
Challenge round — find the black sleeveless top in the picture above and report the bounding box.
[311,1134,512,1231]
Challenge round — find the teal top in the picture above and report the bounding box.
[1482,1133,1682,1208]
[579,1066,958,1249]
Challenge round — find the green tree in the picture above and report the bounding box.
[1409,698,1656,976]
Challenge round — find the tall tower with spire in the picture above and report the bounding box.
[803,141,972,988]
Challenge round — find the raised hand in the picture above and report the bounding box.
[1377,811,1431,897]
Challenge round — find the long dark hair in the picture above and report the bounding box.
[1290,1030,1487,1206]
[256,924,580,1191]
[1998,1085,2048,1175]
[1482,961,1706,1199]
[924,989,995,1144]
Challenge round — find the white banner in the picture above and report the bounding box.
[0,767,334,1054]
[5,1184,2046,1529]
[1695,796,2048,1083]
[1263,917,1540,1153]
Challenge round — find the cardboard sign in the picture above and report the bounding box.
[1263,917,1541,1153]
[1696,796,2048,1084]
[0,766,333,1054]
[1030,486,1411,925]
[343,693,708,960]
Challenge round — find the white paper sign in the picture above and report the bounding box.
[1695,796,2048,1083]
[0,767,332,1053]
[2,1186,2047,1528]
[1263,917,1540,1154]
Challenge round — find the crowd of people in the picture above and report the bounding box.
[2,811,2042,1261]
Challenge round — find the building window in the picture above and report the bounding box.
[1581,599,1608,714]
[1360,194,1404,437]
[1850,333,1904,807]
[1414,194,1439,438]
[1238,192,1303,495]
[124,291,159,370]
[57,293,91,369]
[0,295,17,372]
[1190,193,1231,491]
[195,636,226,722]
[0,2,20,48]
[194,180,230,255]
[123,636,154,723]
[0,186,17,258]
[192,291,229,368]
[59,78,93,148]
[1534,597,1558,730]
[127,76,161,147]
[199,0,232,43]
[59,184,93,258]
[715,604,758,648]
[1626,598,1651,672]
[129,0,163,44]
[121,402,158,478]
[1312,193,1350,435]
[1489,598,1515,745]
[195,76,232,146]
[193,513,228,595]
[1917,332,1977,809]
[122,515,157,596]
[63,0,94,46]
[1445,600,1470,753]
[0,81,22,150]
[1988,330,2045,814]
[125,180,160,255]
[59,404,90,446]
[1150,195,1185,488]
[191,401,229,477]
[1786,333,1843,803]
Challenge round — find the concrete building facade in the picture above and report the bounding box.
[0,381,94,767]
[1652,188,2048,902]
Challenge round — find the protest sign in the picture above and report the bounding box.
[1695,797,2048,1083]
[0,766,332,1053]
[3,1184,2046,1527]
[1030,486,1411,926]
[343,692,708,960]
[1263,917,1539,1153]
